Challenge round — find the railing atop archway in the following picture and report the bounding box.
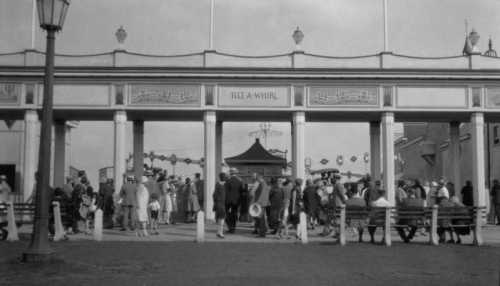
[1,49,500,70]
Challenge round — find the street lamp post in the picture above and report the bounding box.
[23,0,70,262]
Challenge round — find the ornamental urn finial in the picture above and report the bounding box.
[292,26,304,51]
[469,28,480,53]
[115,25,127,49]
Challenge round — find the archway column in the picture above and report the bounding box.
[113,111,127,194]
[23,110,38,202]
[215,120,223,177]
[381,112,395,205]
[471,112,485,245]
[53,120,67,188]
[449,121,461,197]
[292,111,305,180]
[133,120,144,181]
[369,121,381,181]
[204,111,216,220]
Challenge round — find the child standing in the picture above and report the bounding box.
[149,193,161,235]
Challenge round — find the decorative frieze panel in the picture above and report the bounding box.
[218,86,291,107]
[396,87,467,108]
[129,84,201,106]
[308,86,379,107]
[0,83,21,105]
[486,87,500,108]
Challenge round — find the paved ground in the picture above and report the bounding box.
[1,223,500,285]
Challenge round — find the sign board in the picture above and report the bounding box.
[486,87,500,108]
[130,84,201,106]
[0,83,21,105]
[218,86,290,107]
[308,86,378,106]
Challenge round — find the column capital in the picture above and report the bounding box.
[114,110,127,122]
[24,109,38,121]
[471,112,484,122]
[292,111,306,124]
[204,111,216,122]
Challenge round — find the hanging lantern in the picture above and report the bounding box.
[363,152,369,163]
[350,155,357,163]
[336,155,343,166]
[184,158,192,164]
[170,154,177,165]
[320,158,329,165]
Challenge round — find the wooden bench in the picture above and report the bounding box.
[337,206,391,246]
[436,206,486,245]
[0,203,35,240]
[337,205,486,246]
[0,202,68,241]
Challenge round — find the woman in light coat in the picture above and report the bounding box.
[136,176,150,237]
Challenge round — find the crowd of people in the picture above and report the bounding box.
[1,167,500,243]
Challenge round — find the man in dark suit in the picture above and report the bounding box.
[225,168,244,233]
[194,173,204,211]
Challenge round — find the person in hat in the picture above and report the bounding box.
[184,177,200,223]
[225,168,244,233]
[368,188,391,243]
[135,176,150,237]
[213,172,227,238]
[0,175,12,204]
[119,176,137,231]
[194,173,204,212]
[253,174,270,238]
[436,179,449,205]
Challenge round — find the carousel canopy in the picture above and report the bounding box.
[225,138,286,166]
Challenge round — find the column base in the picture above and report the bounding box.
[22,248,56,263]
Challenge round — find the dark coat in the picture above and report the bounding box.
[461,185,474,206]
[303,185,320,214]
[225,175,243,205]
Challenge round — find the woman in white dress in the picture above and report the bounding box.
[160,178,173,224]
[136,176,150,237]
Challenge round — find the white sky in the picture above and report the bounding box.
[2,0,499,185]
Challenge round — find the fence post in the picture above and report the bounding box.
[430,205,439,245]
[299,211,308,244]
[196,211,205,243]
[52,201,66,241]
[473,207,483,246]
[339,206,346,246]
[384,207,391,246]
[94,209,103,242]
[6,201,19,241]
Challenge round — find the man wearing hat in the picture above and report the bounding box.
[436,179,449,205]
[0,175,12,203]
[119,176,137,231]
[225,168,244,233]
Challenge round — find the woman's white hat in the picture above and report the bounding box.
[141,176,148,183]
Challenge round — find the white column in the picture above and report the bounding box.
[449,121,461,198]
[23,110,38,202]
[215,120,223,176]
[369,121,382,181]
[53,120,66,188]
[292,111,306,180]
[204,111,216,220]
[471,113,486,207]
[113,111,127,195]
[382,112,395,205]
[133,120,144,181]
[471,113,486,245]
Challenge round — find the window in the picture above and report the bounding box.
[115,85,124,105]
[472,87,481,107]
[294,86,304,106]
[25,84,34,104]
[205,85,214,106]
[383,86,392,106]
